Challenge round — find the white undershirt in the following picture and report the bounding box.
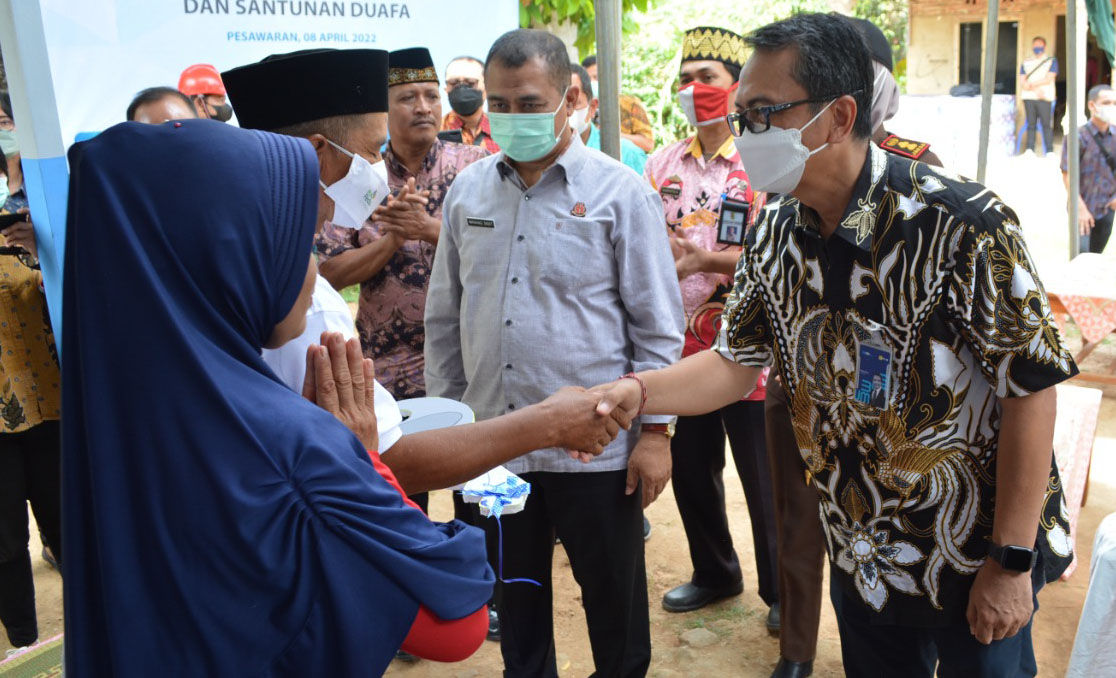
[262,274,404,452]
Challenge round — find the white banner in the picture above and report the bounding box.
[36,0,518,143]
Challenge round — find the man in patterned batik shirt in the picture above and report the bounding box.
[595,14,1076,678]
[318,47,488,406]
[644,25,780,637]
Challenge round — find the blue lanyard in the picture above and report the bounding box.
[460,479,541,587]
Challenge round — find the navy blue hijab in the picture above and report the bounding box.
[61,120,493,676]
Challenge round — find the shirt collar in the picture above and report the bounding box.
[685,135,738,163]
[1087,119,1114,136]
[477,112,492,136]
[793,143,886,252]
[384,139,441,178]
[496,133,588,187]
[445,111,491,135]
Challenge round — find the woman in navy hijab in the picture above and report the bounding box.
[60,119,493,676]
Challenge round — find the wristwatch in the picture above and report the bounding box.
[987,542,1038,573]
[641,422,676,438]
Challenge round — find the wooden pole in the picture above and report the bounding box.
[594,0,622,161]
[976,0,999,183]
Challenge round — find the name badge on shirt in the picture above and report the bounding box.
[467,217,495,229]
[855,338,893,411]
[660,186,681,197]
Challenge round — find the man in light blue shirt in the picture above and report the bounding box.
[425,29,683,678]
[570,62,648,175]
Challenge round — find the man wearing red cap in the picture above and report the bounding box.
[179,64,233,122]
[643,25,780,635]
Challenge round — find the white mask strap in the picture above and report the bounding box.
[325,138,355,159]
[801,98,836,132]
[320,139,357,190]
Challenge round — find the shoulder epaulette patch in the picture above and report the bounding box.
[880,134,931,160]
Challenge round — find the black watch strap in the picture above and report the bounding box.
[988,542,1038,572]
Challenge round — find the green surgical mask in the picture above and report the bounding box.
[488,89,568,162]
[0,130,17,158]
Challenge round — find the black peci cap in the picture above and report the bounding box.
[388,47,439,86]
[223,48,389,130]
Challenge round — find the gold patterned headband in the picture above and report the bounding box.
[388,66,439,86]
[682,27,748,70]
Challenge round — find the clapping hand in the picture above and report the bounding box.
[302,332,378,451]
[375,177,439,244]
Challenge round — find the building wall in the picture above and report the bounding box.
[908,0,1063,95]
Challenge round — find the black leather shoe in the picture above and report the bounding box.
[770,658,812,678]
[643,515,652,542]
[486,607,501,642]
[661,581,743,612]
[766,602,781,635]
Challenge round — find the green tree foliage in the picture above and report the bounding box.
[519,0,650,58]
[618,0,831,147]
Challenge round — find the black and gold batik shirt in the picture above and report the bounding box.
[714,144,1078,625]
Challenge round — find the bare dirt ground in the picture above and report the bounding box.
[5,148,1114,676]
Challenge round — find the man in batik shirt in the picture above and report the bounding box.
[318,47,488,403]
[644,25,780,636]
[595,14,1076,677]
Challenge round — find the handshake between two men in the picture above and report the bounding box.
[301,332,665,501]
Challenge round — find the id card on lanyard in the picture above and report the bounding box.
[717,195,749,246]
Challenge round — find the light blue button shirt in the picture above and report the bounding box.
[425,136,684,474]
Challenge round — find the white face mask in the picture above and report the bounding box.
[569,105,592,134]
[318,139,389,229]
[1098,104,1116,126]
[732,100,835,195]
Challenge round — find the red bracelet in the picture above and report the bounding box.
[619,372,647,417]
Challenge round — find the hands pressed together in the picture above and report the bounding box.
[302,332,379,452]
[374,177,440,245]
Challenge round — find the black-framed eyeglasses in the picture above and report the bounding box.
[726,90,863,136]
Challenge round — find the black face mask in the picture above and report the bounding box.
[210,103,234,123]
[448,86,484,117]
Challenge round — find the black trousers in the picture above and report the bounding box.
[1022,100,1053,154]
[670,401,778,605]
[0,421,61,648]
[1081,210,1115,254]
[483,470,649,678]
[831,577,1038,677]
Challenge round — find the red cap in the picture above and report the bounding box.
[178,64,227,97]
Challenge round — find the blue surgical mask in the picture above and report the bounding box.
[1033,46,1044,56]
[0,130,18,158]
[488,89,569,162]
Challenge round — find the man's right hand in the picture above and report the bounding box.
[538,386,632,462]
[591,377,643,422]
[1079,202,1095,236]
